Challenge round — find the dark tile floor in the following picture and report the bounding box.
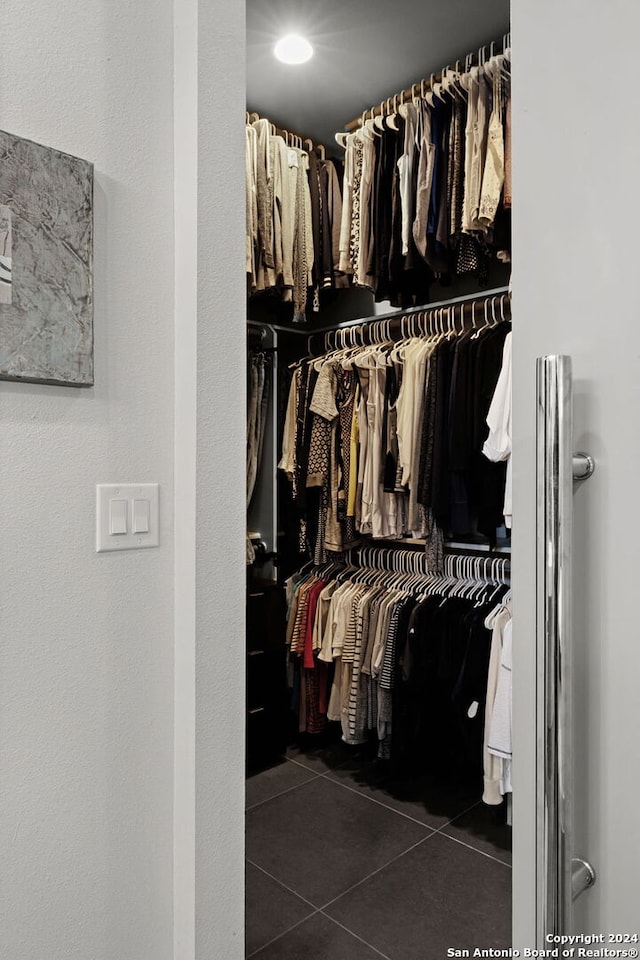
[246,742,512,959]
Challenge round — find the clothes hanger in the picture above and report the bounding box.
[390,308,420,363]
[476,560,502,606]
[431,73,447,106]
[483,42,497,80]
[442,558,463,600]
[446,64,465,103]
[425,310,438,340]
[485,561,509,604]
[398,88,412,120]
[461,53,478,92]
[463,559,480,601]
[454,558,471,599]
[467,301,476,332]
[458,303,466,336]
[433,309,443,338]
[448,60,468,101]
[363,109,381,141]
[373,101,386,132]
[470,298,489,339]
[439,66,452,101]
[493,296,500,327]
[387,94,401,131]
[295,558,317,579]
[422,77,435,109]
[356,114,369,141]
[466,559,484,600]
[452,305,462,338]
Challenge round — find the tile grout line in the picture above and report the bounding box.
[246,858,321,911]
[284,756,319,772]
[270,756,511,865]
[319,911,393,960]
[319,769,496,838]
[285,755,352,775]
[245,908,321,959]
[319,832,433,912]
[437,799,482,828]
[246,772,320,812]
[432,828,512,868]
[319,773,512,865]
[317,769,439,830]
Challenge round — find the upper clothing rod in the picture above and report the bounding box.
[342,31,511,133]
[245,109,327,157]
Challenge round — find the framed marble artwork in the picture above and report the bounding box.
[0,130,94,386]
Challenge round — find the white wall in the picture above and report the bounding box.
[0,3,175,958]
[193,0,247,955]
[173,1,246,958]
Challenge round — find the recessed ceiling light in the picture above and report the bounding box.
[274,34,314,65]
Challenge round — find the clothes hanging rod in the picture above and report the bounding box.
[349,543,510,577]
[248,286,511,337]
[371,538,511,556]
[309,285,510,335]
[342,31,511,134]
[247,319,308,336]
[445,541,511,556]
[246,109,328,157]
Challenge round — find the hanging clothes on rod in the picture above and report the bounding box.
[284,546,511,799]
[247,340,272,563]
[246,111,348,322]
[335,36,512,306]
[279,291,512,567]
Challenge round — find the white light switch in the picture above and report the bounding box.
[133,498,150,534]
[110,499,128,535]
[96,484,159,552]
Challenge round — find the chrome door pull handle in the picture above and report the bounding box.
[536,356,596,942]
[573,453,595,481]
[571,859,597,901]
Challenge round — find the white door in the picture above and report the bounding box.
[512,0,640,944]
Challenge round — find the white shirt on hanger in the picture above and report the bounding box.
[482,331,512,528]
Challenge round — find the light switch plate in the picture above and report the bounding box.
[96,483,159,552]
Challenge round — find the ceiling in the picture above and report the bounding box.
[247,0,510,150]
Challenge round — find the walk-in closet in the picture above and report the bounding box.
[6,1,640,957]
[246,2,513,956]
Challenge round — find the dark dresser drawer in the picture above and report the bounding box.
[246,579,288,773]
